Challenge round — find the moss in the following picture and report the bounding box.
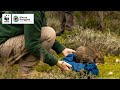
[96,55,120,79]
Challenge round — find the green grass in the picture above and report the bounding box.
[0,35,120,79]
[1,53,120,79]
[96,55,120,79]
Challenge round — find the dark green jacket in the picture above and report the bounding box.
[0,11,65,66]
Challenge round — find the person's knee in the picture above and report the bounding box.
[42,26,56,40]
[41,27,56,50]
[46,26,56,36]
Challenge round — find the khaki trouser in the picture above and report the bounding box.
[0,26,56,77]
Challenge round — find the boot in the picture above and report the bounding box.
[56,28,65,36]
[65,25,72,31]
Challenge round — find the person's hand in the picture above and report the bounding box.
[62,48,76,57]
[56,60,72,72]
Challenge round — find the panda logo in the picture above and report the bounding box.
[4,15,9,21]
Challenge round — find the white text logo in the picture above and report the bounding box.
[12,14,34,24]
[2,14,11,24]
[2,14,34,24]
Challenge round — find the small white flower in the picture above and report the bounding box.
[108,72,113,75]
[115,59,120,63]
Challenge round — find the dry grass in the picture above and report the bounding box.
[61,27,120,56]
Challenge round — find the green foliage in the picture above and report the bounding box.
[74,11,102,30]
[74,11,120,35]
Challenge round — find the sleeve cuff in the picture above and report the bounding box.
[44,55,58,66]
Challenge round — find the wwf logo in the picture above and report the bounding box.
[4,15,9,21]
[2,14,11,24]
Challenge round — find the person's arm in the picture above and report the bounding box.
[24,11,58,66]
[52,37,76,56]
[52,40,66,54]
